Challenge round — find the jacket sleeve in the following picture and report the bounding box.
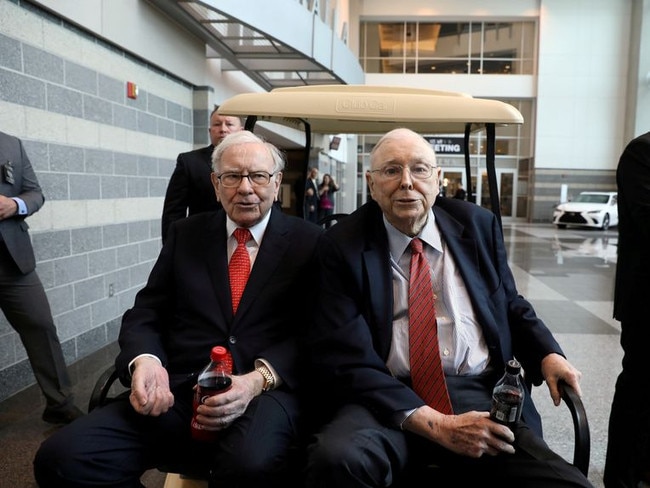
[14,137,45,216]
[161,153,190,243]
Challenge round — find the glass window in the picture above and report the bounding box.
[361,22,408,73]
[360,20,536,75]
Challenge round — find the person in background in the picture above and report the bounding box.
[604,130,650,488]
[0,131,84,425]
[317,173,339,228]
[453,183,466,200]
[304,128,592,487]
[304,167,320,224]
[34,131,323,488]
[161,106,243,243]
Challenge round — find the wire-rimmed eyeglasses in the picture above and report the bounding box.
[216,171,277,188]
[369,163,437,181]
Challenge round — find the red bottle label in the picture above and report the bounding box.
[190,374,232,441]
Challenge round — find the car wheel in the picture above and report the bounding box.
[556,224,567,229]
[601,214,610,231]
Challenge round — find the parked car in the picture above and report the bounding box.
[552,191,618,230]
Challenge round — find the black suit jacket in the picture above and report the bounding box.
[308,199,563,434]
[0,131,45,274]
[613,131,650,368]
[117,207,323,396]
[161,145,221,243]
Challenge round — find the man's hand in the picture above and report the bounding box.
[129,356,174,416]
[193,371,260,431]
[0,195,18,220]
[403,406,516,458]
[541,353,583,406]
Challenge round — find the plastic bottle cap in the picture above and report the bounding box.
[210,346,228,362]
[505,359,521,374]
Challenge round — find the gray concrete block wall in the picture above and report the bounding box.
[0,0,202,402]
[0,218,162,402]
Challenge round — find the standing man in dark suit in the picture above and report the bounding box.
[161,106,243,243]
[304,128,592,487]
[604,131,650,488]
[35,131,322,488]
[304,166,320,224]
[0,131,83,425]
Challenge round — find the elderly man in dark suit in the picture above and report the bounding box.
[35,131,323,488]
[605,131,650,488]
[161,106,243,243]
[304,128,592,487]
[0,131,83,424]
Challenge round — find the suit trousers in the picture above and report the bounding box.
[604,352,650,487]
[305,401,592,487]
[34,386,303,488]
[0,245,72,408]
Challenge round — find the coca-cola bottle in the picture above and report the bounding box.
[490,359,525,427]
[191,346,233,441]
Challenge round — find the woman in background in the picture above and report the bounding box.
[318,173,339,228]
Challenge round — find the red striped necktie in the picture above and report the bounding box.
[229,228,251,313]
[408,238,453,414]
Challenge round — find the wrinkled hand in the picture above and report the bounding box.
[541,353,583,406]
[129,357,174,416]
[404,406,515,458]
[193,372,259,431]
[0,195,18,220]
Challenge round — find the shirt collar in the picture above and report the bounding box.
[226,209,272,245]
[384,209,442,260]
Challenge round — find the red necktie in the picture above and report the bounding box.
[229,228,251,313]
[408,238,453,414]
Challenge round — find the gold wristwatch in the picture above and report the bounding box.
[255,364,275,392]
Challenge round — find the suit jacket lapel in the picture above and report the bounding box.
[363,204,395,359]
[233,209,289,322]
[364,245,394,359]
[204,212,233,323]
[433,207,501,346]
[200,145,214,169]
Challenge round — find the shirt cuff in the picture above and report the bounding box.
[254,358,282,389]
[11,197,27,215]
[392,408,419,430]
[128,354,162,377]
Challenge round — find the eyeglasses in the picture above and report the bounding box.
[216,171,277,188]
[369,164,437,181]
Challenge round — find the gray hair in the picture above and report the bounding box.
[211,131,286,174]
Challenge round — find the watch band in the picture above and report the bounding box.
[255,364,275,392]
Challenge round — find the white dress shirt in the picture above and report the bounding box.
[384,211,491,380]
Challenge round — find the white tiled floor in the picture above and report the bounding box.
[505,223,622,488]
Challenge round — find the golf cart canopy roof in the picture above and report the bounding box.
[217,85,523,135]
